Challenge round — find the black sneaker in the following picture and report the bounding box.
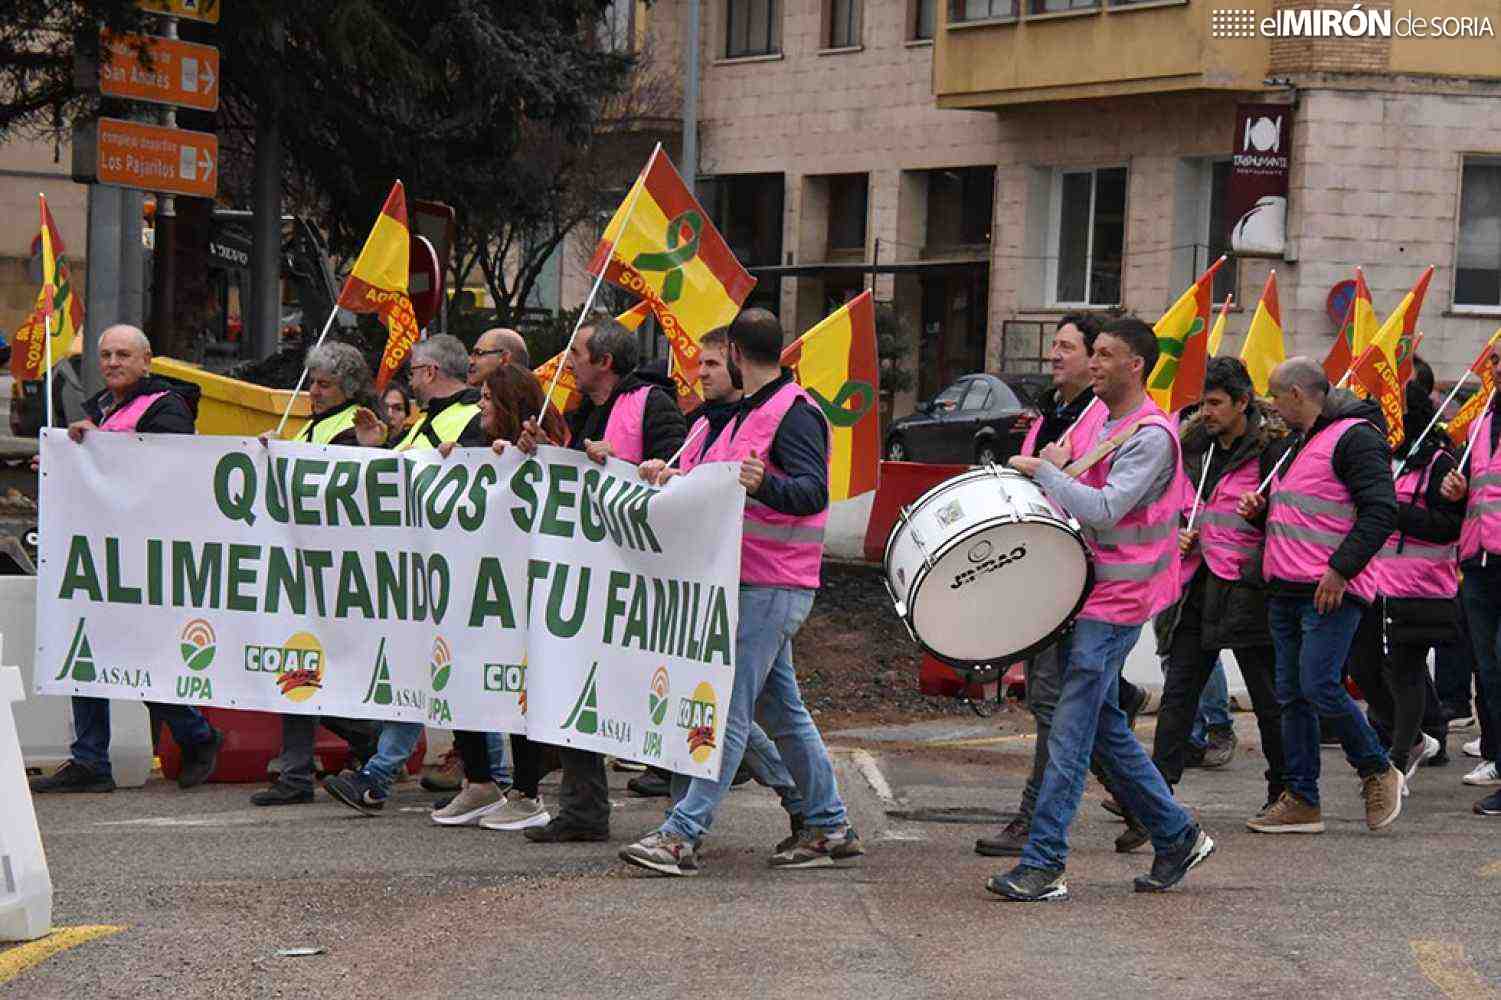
[1115,812,1150,853]
[177,729,223,789]
[323,770,387,815]
[627,769,672,798]
[987,865,1068,902]
[1133,825,1215,893]
[1474,789,1501,816]
[29,759,114,794]
[523,817,609,842]
[775,814,806,854]
[1124,684,1149,730]
[1182,742,1208,768]
[250,781,313,806]
[975,816,1030,857]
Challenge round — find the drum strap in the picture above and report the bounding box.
[1062,417,1151,479]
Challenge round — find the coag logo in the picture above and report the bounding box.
[677,681,719,765]
[244,632,325,703]
[648,666,670,726]
[430,635,452,693]
[484,658,527,716]
[179,619,216,672]
[562,662,600,736]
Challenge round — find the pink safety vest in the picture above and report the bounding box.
[680,415,712,472]
[1263,417,1378,603]
[1197,457,1264,583]
[1371,457,1458,600]
[1022,396,1106,460]
[601,385,651,465]
[698,381,829,589]
[1076,398,1184,625]
[1460,408,1501,563]
[99,391,168,433]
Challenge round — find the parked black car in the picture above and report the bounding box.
[885,373,1039,466]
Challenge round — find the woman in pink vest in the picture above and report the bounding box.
[1240,357,1404,835]
[1346,382,1460,793]
[994,318,1214,903]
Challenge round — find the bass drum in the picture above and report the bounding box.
[883,466,1092,666]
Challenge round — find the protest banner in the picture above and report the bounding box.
[34,432,743,779]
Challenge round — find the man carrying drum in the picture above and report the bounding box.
[998,317,1215,902]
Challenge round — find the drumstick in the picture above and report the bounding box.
[1185,441,1215,533]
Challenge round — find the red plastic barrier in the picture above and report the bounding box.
[863,460,972,563]
[158,707,426,784]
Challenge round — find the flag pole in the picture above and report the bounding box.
[1256,448,1291,495]
[536,144,660,427]
[1058,396,1102,449]
[42,311,53,431]
[1185,441,1215,532]
[1394,369,1476,478]
[1459,388,1496,472]
[272,307,341,439]
[662,419,708,470]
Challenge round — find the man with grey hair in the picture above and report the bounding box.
[1239,356,1403,834]
[468,326,529,386]
[392,334,486,451]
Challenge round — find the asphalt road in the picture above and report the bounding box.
[8,711,1500,999]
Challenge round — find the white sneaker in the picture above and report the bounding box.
[479,790,550,831]
[1463,737,1483,759]
[1402,734,1441,796]
[1463,761,1501,786]
[1448,714,1476,731]
[431,781,504,826]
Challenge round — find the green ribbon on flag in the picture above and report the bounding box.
[632,211,702,303]
[808,379,875,428]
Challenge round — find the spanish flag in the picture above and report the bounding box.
[1446,328,1501,447]
[1368,265,1433,385]
[1240,271,1286,396]
[12,194,84,380]
[587,145,756,347]
[1206,295,1233,357]
[780,290,880,502]
[1148,256,1225,413]
[1349,332,1421,449]
[337,181,421,390]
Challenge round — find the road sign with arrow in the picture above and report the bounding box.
[90,33,220,111]
[73,118,219,199]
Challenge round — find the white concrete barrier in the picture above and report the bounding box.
[1122,630,1250,700]
[3,578,153,788]
[0,654,53,941]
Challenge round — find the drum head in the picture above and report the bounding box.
[909,518,1090,665]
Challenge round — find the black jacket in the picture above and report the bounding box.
[83,374,199,434]
[1262,390,1397,599]
[1156,403,1290,653]
[567,370,687,463]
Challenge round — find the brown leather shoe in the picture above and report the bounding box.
[1362,765,1403,830]
[1245,791,1325,834]
[975,817,1029,857]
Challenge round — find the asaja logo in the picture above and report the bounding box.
[362,637,427,710]
[677,681,719,765]
[562,662,600,736]
[430,635,453,693]
[54,617,151,689]
[648,666,670,726]
[244,632,325,703]
[179,619,216,672]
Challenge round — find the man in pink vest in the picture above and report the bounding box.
[1440,344,1501,816]
[1240,357,1403,834]
[620,308,859,876]
[995,318,1214,901]
[30,325,224,794]
[517,315,686,844]
[1151,357,1290,817]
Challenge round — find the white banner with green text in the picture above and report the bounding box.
[34,430,743,779]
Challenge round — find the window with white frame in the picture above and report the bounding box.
[914,0,937,37]
[1049,166,1126,306]
[727,0,780,57]
[828,0,861,47]
[1031,0,1099,12]
[1457,157,1501,310]
[949,0,1017,23]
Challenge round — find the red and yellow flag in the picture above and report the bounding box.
[1205,294,1233,357]
[780,290,880,501]
[587,146,756,347]
[1369,265,1433,386]
[1349,331,1422,450]
[1323,268,1376,384]
[1147,256,1225,412]
[12,194,84,380]
[337,181,420,390]
[1447,328,1501,447]
[1241,270,1286,396]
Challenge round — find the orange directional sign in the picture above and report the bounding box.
[98,33,219,111]
[136,0,220,24]
[80,118,218,198]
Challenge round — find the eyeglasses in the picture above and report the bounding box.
[410,363,437,376]
[469,348,506,360]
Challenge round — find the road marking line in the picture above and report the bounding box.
[929,734,1036,750]
[0,925,125,985]
[1480,861,1501,878]
[1410,940,1498,1000]
[847,749,926,842]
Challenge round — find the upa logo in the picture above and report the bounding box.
[244,631,325,703]
[54,617,151,689]
[677,681,718,765]
[428,634,454,724]
[176,618,217,701]
[641,666,670,761]
[362,637,427,712]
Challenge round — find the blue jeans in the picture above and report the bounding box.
[71,696,213,780]
[661,586,844,842]
[1021,619,1193,873]
[1461,569,1501,762]
[1268,596,1389,805]
[485,732,512,785]
[672,722,805,823]
[1191,658,1232,748]
[364,721,423,795]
